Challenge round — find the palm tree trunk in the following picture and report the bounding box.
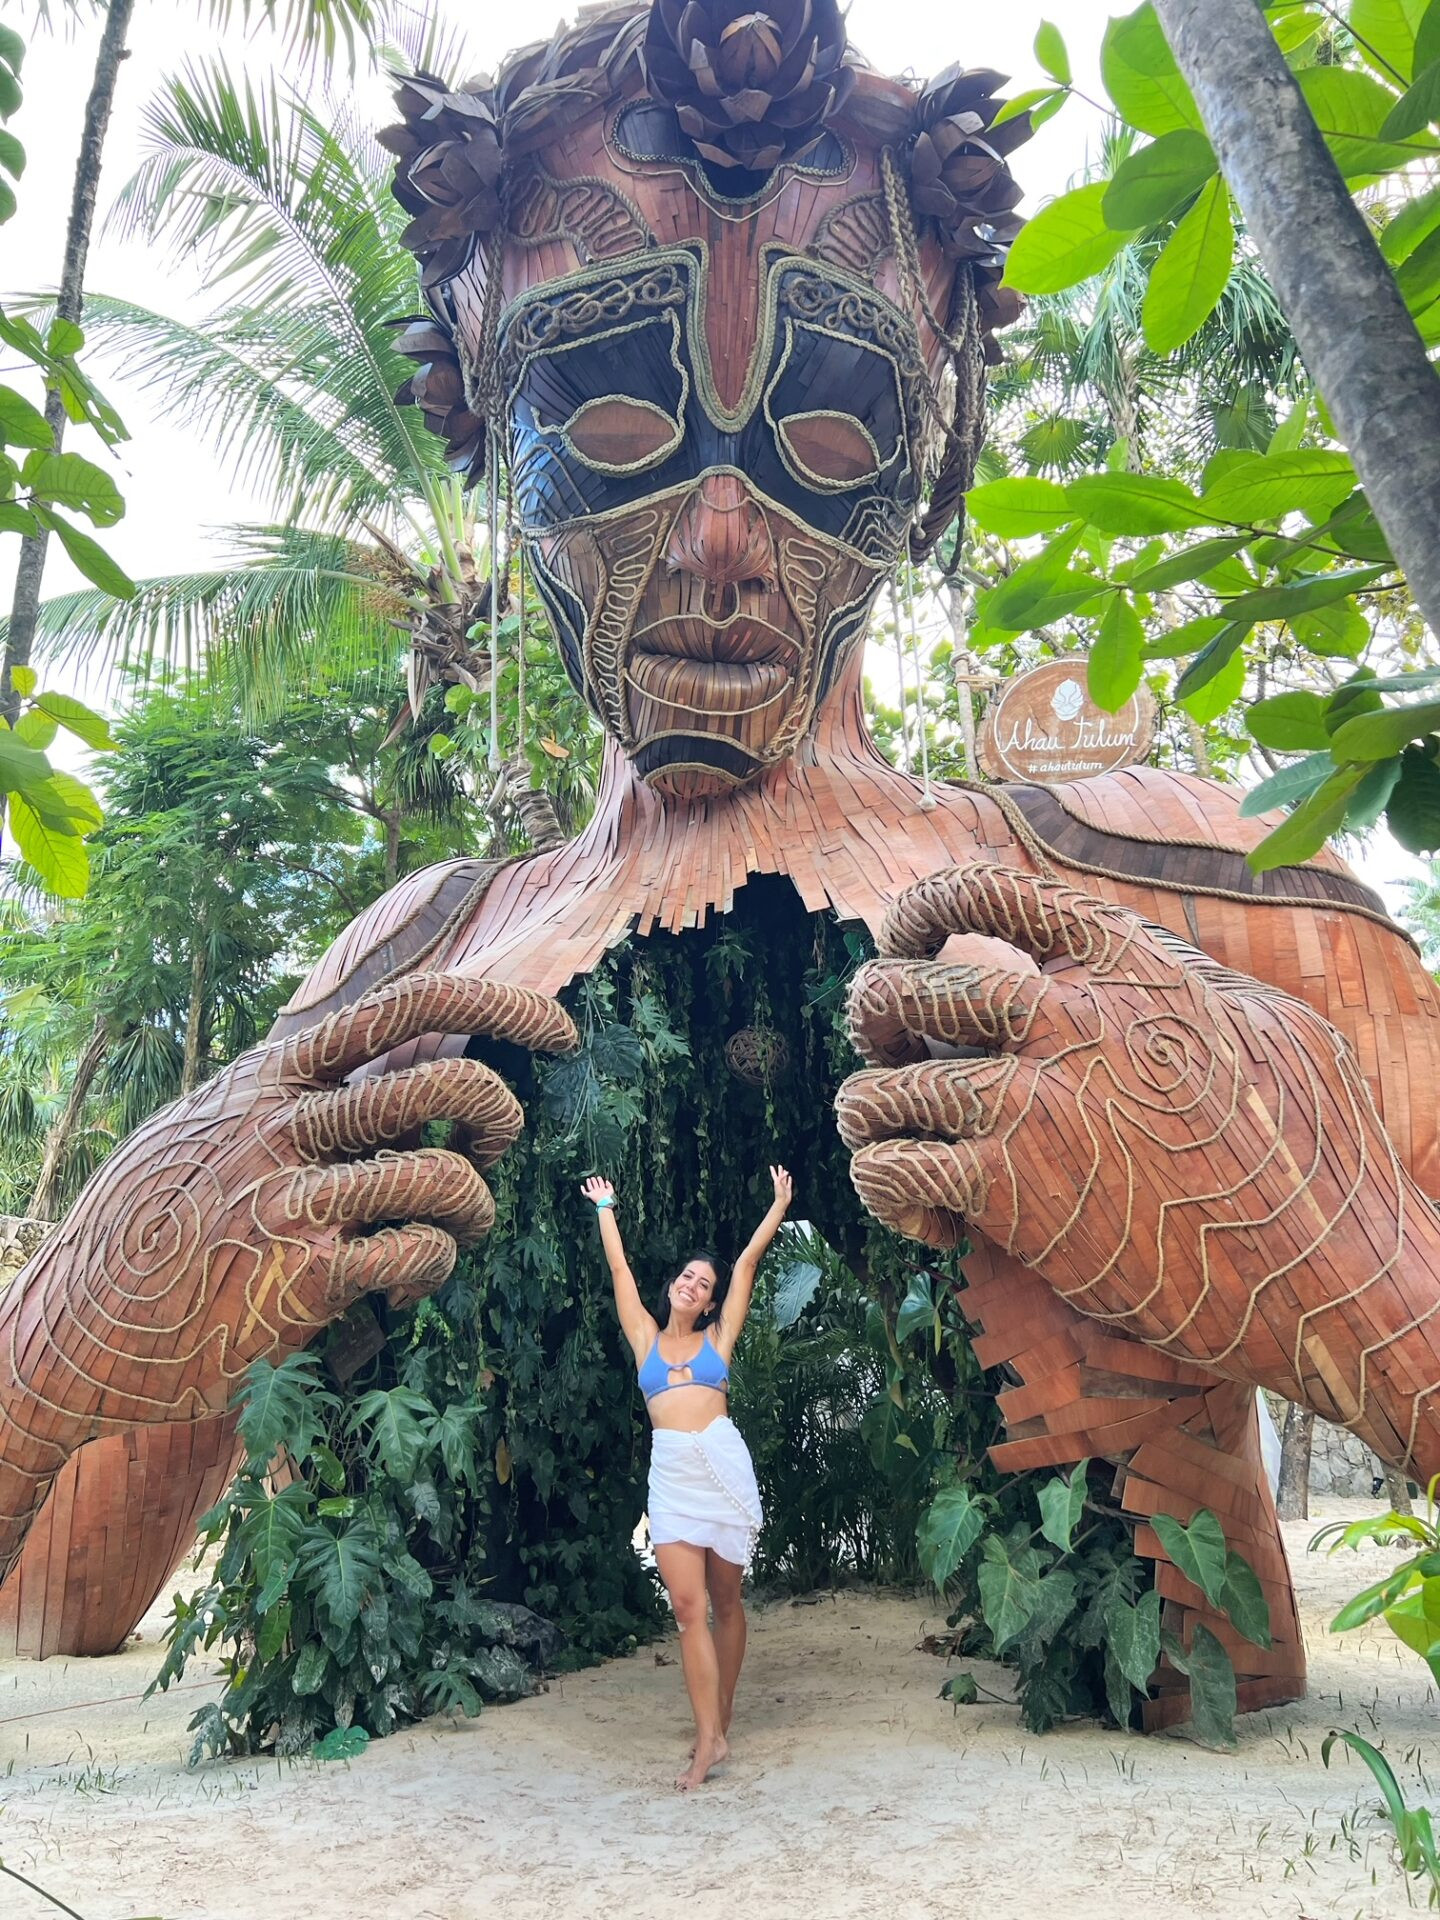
[1154,0,1440,637]
[29,1014,108,1222]
[1275,1402,1314,1522]
[1,0,135,726]
[180,938,208,1094]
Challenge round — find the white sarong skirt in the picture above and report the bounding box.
[647,1416,763,1569]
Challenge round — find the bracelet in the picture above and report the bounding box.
[593,1197,615,1212]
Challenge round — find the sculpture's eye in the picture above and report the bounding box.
[562,396,681,473]
[776,410,882,490]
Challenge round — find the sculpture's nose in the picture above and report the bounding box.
[664,473,776,611]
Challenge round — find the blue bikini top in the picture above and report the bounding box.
[638,1330,731,1400]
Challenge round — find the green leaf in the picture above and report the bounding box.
[46,317,83,357]
[1350,0,1430,80]
[1268,394,1312,454]
[1382,56,1440,135]
[1067,471,1210,534]
[1297,65,1436,176]
[13,708,56,749]
[1200,450,1358,522]
[1247,764,1369,870]
[1345,755,1403,830]
[33,508,136,600]
[977,1533,1045,1653]
[236,1484,311,1612]
[1419,0,1440,73]
[992,86,1067,130]
[9,663,35,696]
[0,385,51,450]
[1238,753,1338,818]
[1102,129,1217,231]
[1180,641,1247,724]
[1037,1460,1090,1552]
[1089,595,1145,712]
[1224,565,1388,624]
[1105,1586,1163,1691]
[1329,697,1440,760]
[427,1401,480,1490]
[1129,538,1249,593]
[1248,690,1334,751]
[33,690,116,750]
[293,1639,331,1696]
[1142,614,1230,660]
[895,1270,937,1342]
[296,1520,382,1637]
[1163,1623,1238,1750]
[313,1725,370,1761]
[7,784,89,896]
[1381,178,1440,262]
[352,1385,435,1484]
[1143,178,1236,354]
[1002,183,1135,295]
[1293,598,1370,656]
[1330,1561,1423,1629]
[1174,621,1251,700]
[772,1258,823,1329]
[1102,4,1203,134]
[0,727,54,800]
[1220,1550,1272,1649]
[917,1486,987,1588]
[1269,5,1326,54]
[1151,1507,1228,1606]
[0,500,36,534]
[256,1597,292,1664]
[0,127,22,181]
[1387,744,1440,851]
[1035,19,1071,84]
[21,449,124,526]
[939,1671,979,1705]
[965,476,1077,538]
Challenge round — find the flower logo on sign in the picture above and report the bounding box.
[1051,679,1084,723]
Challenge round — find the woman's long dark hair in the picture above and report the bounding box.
[656,1249,732,1330]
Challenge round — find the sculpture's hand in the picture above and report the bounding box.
[837,864,1440,1468]
[0,973,576,1441]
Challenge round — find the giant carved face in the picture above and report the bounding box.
[388,5,1024,799]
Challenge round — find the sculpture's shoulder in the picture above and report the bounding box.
[268,855,514,1040]
[999,765,1389,919]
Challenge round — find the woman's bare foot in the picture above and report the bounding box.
[675,1734,728,1791]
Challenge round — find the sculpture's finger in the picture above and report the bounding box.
[848,1136,990,1249]
[288,1057,523,1167]
[845,956,1063,1067]
[278,973,578,1085]
[835,1055,1023,1149]
[326,1223,458,1312]
[878,864,1186,988]
[276,1146,495,1247]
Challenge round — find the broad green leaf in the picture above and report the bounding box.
[1089,595,1145,711]
[1002,183,1134,295]
[1267,395,1312,453]
[1037,1460,1090,1552]
[0,127,22,181]
[0,500,36,535]
[0,727,54,799]
[1293,598,1370,656]
[1018,1568,1079,1653]
[1128,536,1249,592]
[772,1258,823,1329]
[1329,696,1440,760]
[314,1725,370,1761]
[293,1639,331,1696]
[1143,178,1236,354]
[1382,56,1440,134]
[33,507,136,599]
[1247,764,1369,870]
[33,690,116,751]
[1151,1507,1228,1606]
[1220,1550,1272,1648]
[1223,565,1388,624]
[977,1533,1044,1653]
[1180,642,1247,724]
[353,1385,435,1484]
[1067,471,1210,534]
[1345,755,1403,830]
[965,476,1076,538]
[917,1486,987,1588]
[1298,65,1437,176]
[1387,744,1440,851]
[1102,4,1203,134]
[296,1520,382,1637]
[993,86,1066,129]
[1383,1576,1440,1660]
[939,1671,979,1705]
[0,385,51,450]
[1035,19,1071,84]
[1200,450,1358,522]
[1396,225,1440,309]
[9,663,35,697]
[1381,178,1440,262]
[13,709,56,749]
[895,1270,937,1342]
[1174,621,1251,700]
[1164,1623,1238,1750]
[1270,5,1326,53]
[256,1598,292,1664]
[21,448,124,526]
[1248,689,1334,751]
[1331,1561,1424,1629]
[1105,1587,1163,1691]
[1419,0,1440,72]
[1350,0,1429,80]
[47,317,83,357]
[236,1483,311,1611]
[1142,614,1229,659]
[1101,129,1216,230]
[7,785,89,896]
[1238,752,1337,817]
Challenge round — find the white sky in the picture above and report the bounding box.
[0,0,1426,912]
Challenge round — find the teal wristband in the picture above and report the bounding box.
[594,1197,615,1212]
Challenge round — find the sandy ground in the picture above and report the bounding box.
[2,1498,1438,1920]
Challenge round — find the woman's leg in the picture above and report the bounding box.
[705,1549,746,1735]
[654,1541,728,1789]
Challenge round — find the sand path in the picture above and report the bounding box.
[2,1498,1436,1919]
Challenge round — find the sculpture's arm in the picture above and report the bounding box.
[0,972,576,1582]
[836,864,1440,1480]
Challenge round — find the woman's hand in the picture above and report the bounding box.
[770,1165,793,1211]
[582,1175,616,1206]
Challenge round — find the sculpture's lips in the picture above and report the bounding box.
[629,612,799,666]
[625,649,791,718]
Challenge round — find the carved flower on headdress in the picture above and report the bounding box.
[380,74,504,287]
[642,0,854,174]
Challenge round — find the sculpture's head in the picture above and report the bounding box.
[385,1,1027,799]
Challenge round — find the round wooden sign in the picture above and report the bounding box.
[978,660,1155,786]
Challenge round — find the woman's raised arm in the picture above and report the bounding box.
[716,1165,793,1354]
[581,1176,656,1360]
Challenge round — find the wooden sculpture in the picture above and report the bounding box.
[3,4,1439,1730]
